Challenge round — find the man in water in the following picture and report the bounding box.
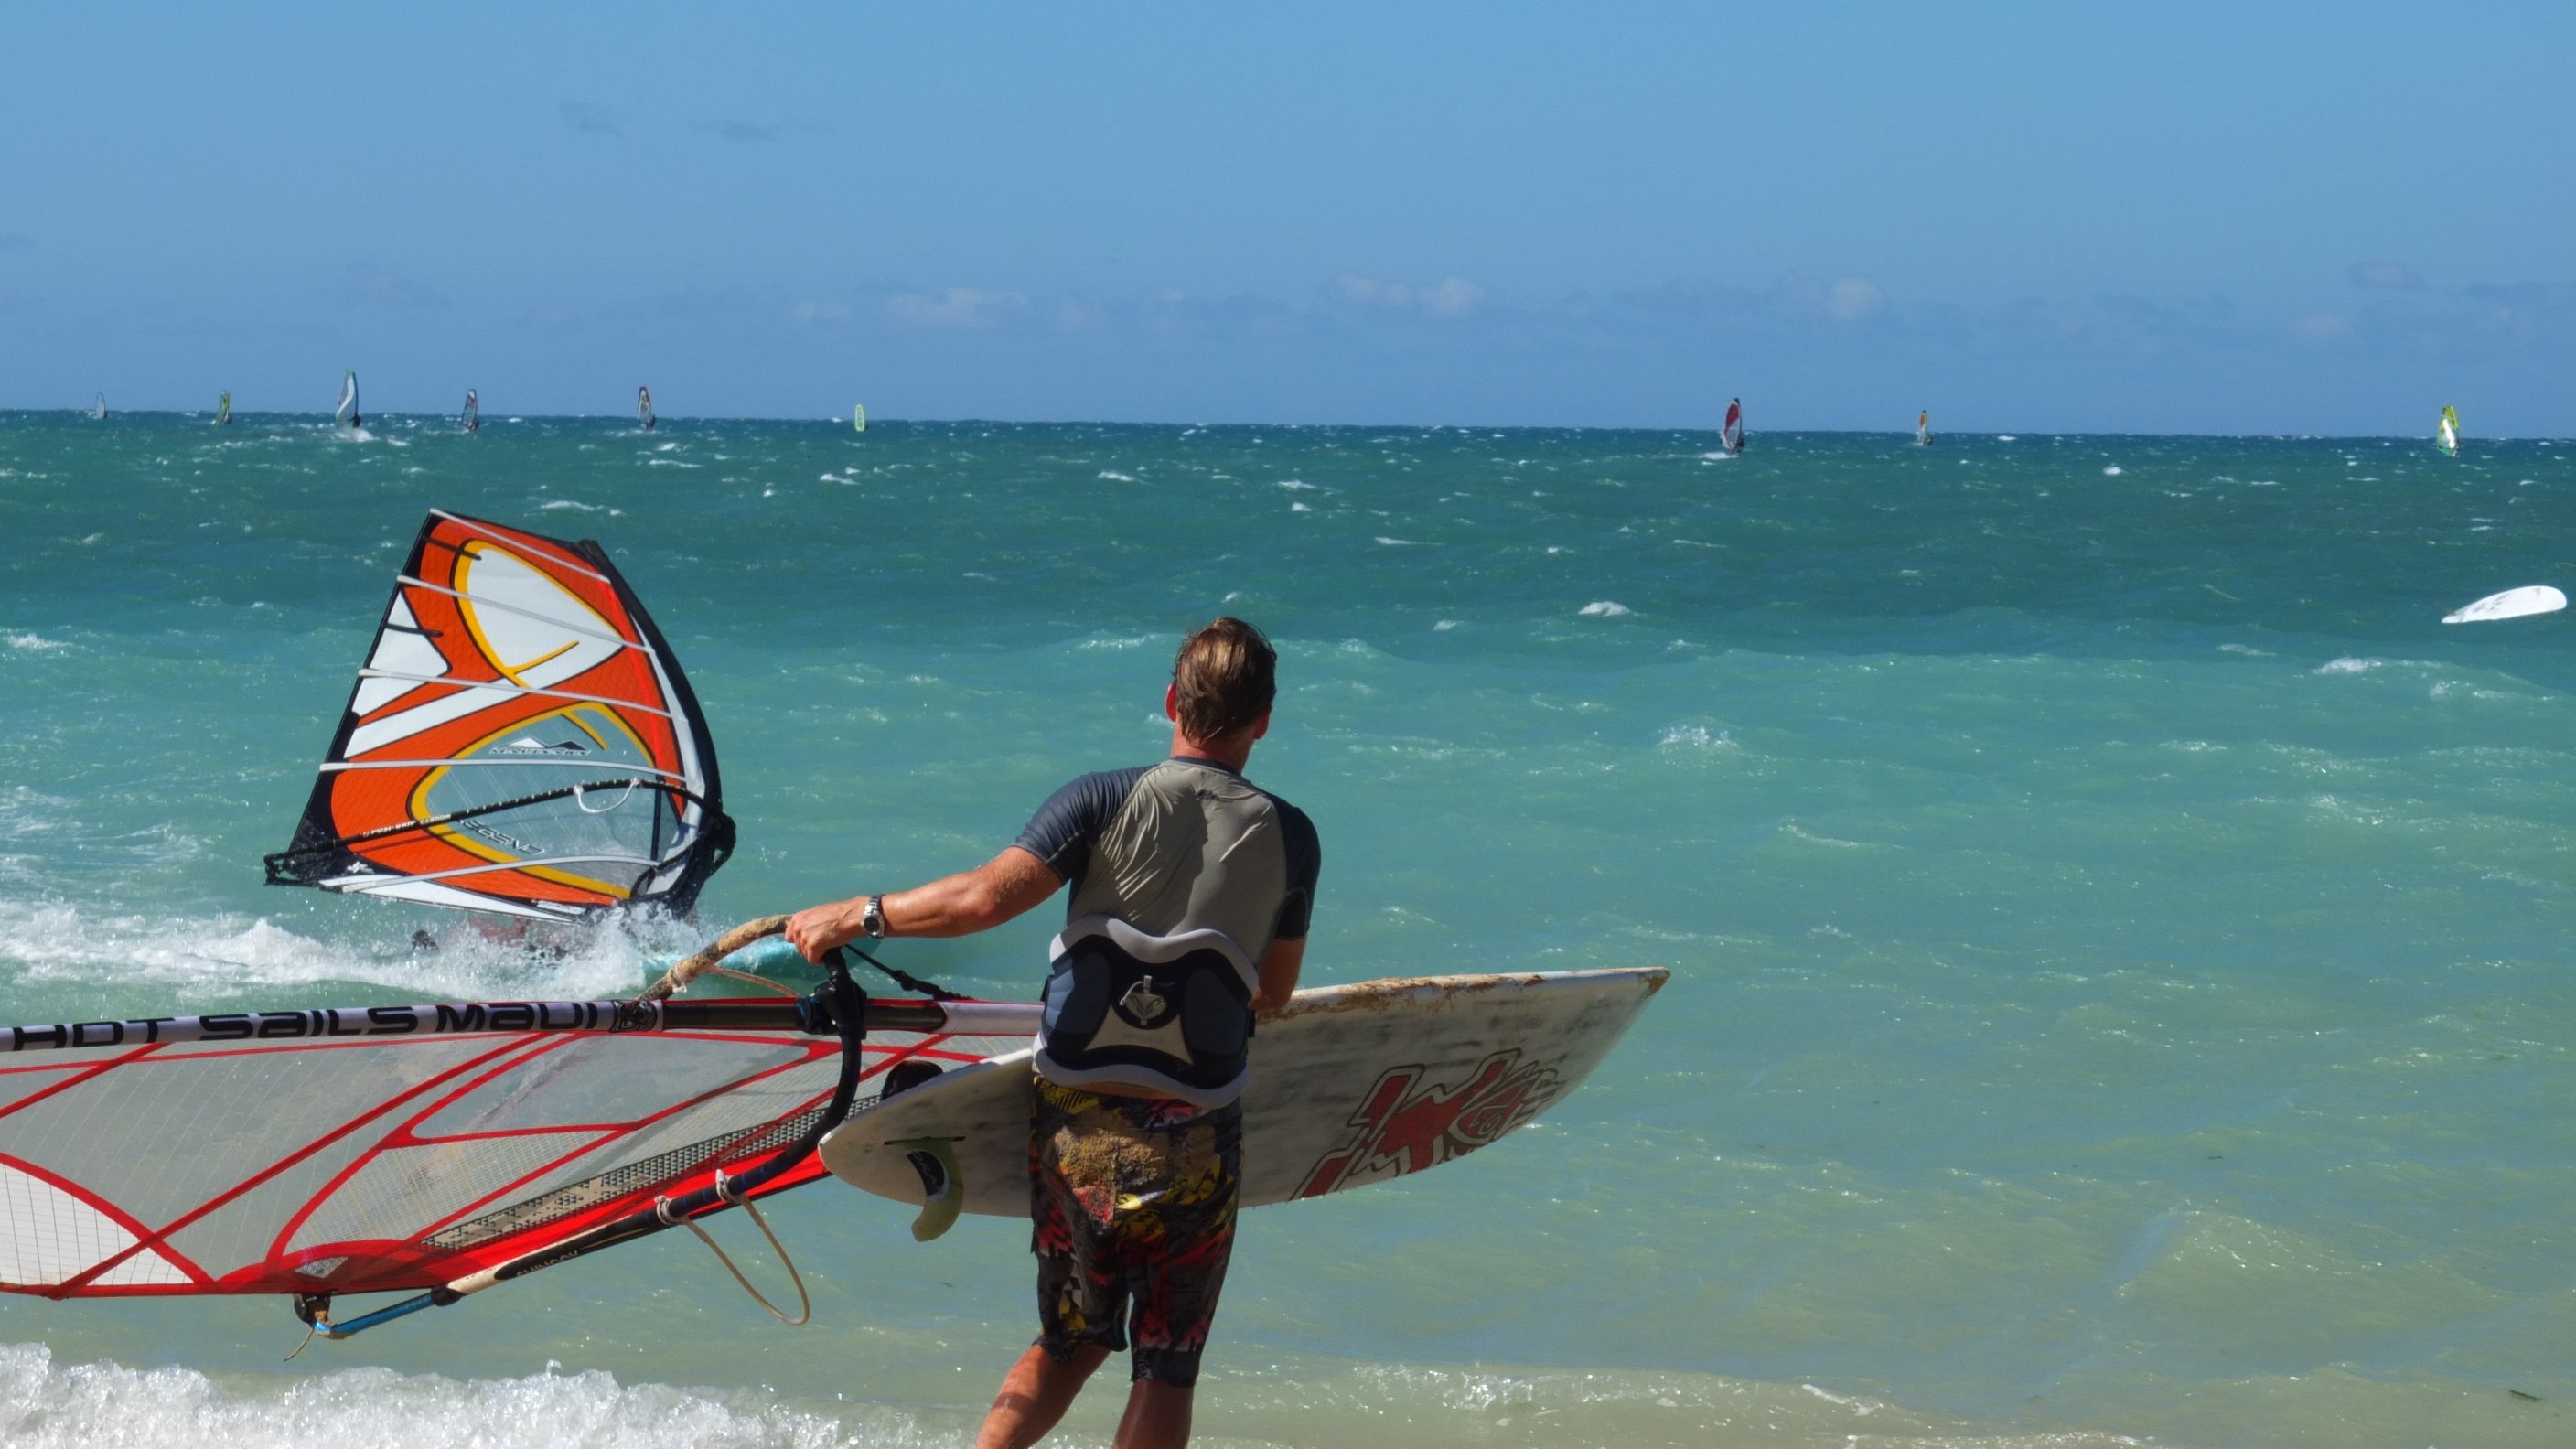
[787,617,1319,1449]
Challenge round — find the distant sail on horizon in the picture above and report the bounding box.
[1721,397,1744,454]
[335,370,361,431]
[90,392,106,420]
[2437,404,2460,456]
[638,385,656,432]
[1916,410,1931,446]
[462,388,479,434]
[216,392,231,426]
[854,402,867,434]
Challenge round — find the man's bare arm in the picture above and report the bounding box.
[784,846,1062,962]
[1250,935,1305,1014]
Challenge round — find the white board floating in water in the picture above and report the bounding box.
[2442,585,2567,624]
[821,968,1666,1232]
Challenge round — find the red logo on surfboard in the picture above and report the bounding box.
[1293,1050,1563,1197]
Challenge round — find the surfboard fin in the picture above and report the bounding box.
[894,1137,963,1241]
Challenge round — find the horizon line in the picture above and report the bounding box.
[1,408,2558,445]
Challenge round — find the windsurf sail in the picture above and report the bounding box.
[90,393,106,420]
[335,371,360,431]
[1916,410,1931,445]
[638,386,656,432]
[216,392,232,426]
[264,510,735,921]
[0,971,1037,1337]
[2437,404,2460,456]
[462,389,479,434]
[853,403,866,434]
[1721,398,1744,454]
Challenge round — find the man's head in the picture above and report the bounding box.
[1166,617,1277,757]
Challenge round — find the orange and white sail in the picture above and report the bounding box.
[265,510,733,920]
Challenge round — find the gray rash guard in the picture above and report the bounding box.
[1013,756,1320,1104]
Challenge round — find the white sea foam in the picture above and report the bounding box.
[537,499,600,512]
[4,633,69,653]
[0,901,666,1003]
[1579,601,1631,617]
[2102,466,2123,476]
[2316,657,2378,674]
[1375,537,1416,546]
[1097,470,1135,482]
[1658,725,1733,748]
[0,1344,936,1449]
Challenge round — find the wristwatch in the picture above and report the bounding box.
[861,894,888,939]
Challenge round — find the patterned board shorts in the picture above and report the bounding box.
[1030,1079,1243,1387]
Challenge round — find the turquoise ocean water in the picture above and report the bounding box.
[0,412,2571,1447]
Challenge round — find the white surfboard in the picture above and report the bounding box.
[821,968,1666,1235]
[2442,585,2566,625]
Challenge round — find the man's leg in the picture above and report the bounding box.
[1112,1379,1195,1449]
[976,1342,1110,1449]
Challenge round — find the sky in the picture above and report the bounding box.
[2,1,2570,433]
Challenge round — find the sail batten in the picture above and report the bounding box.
[266,512,733,920]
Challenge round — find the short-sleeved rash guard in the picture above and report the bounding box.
[1014,757,1319,959]
[1014,756,1320,1105]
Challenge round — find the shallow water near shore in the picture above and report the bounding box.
[2,411,2572,1447]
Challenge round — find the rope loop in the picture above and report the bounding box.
[677,1199,812,1326]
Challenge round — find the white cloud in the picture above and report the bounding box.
[1336,275,1487,317]
[886,288,1028,328]
[1827,277,1885,321]
[2291,310,2354,344]
[2347,261,2425,292]
[1421,277,1487,317]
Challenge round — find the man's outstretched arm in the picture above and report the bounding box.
[785,846,1062,962]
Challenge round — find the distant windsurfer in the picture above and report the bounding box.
[216,392,232,426]
[788,618,1319,1449]
[1722,397,1744,456]
[463,389,479,434]
[1916,410,1931,446]
[638,385,656,432]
